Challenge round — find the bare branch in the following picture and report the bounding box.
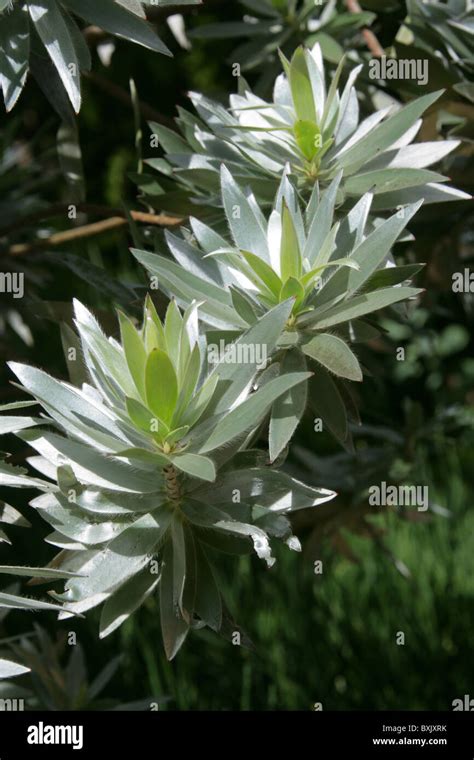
[6,207,184,256]
[345,0,385,58]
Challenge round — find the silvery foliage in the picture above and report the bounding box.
[0,623,158,708]
[0,658,30,680]
[0,298,334,658]
[145,43,468,215]
[1,4,467,660]
[0,0,201,113]
[397,0,474,78]
[134,167,425,454]
[0,402,79,619]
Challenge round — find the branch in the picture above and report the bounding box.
[345,0,385,58]
[0,204,182,238]
[6,207,184,257]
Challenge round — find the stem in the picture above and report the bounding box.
[344,0,385,58]
[163,464,182,506]
[0,203,183,238]
[4,206,185,256]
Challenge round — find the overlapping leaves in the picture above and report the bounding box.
[0,623,160,708]
[141,42,468,217]
[134,167,425,452]
[0,0,201,113]
[189,0,376,78]
[1,297,334,658]
[397,0,474,78]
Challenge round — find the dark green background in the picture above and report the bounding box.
[0,0,473,710]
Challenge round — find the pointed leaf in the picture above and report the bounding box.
[0,591,69,613]
[145,349,178,425]
[308,370,348,444]
[126,396,163,437]
[171,453,216,482]
[194,542,222,631]
[240,250,282,297]
[119,312,147,401]
[305,288,423,329]
[160,540,189,660]
[65,510,171,601]
[0,659,30,679]
[64,0,171,54]
[221,165,270,262]
[29,0,81,112]
[302,334,363,381]
[289,47,317,123]
[279,277,305,308]
[207,300,294,416]
[337,90,444,172]
[132,250,243,331]
[269,350,308,462]
[100,568,159,639]
[0,566,84,580]
[201,372,311,453]
[0,416,41,434]
[294,119,321,161]
[280,201,301,281]
[0,502,30,528]
[164,299,182,369]
[0,4,30,111]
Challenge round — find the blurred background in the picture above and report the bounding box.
[0,0,473,710]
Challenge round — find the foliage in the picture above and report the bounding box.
[0,0,201,115]
[0,622,160,708]
[126,437,472,710]
[1,298,334,658]
[189,0,376,84]
[135,167,424,450]
[0,0,472,707]
[397,0,474,79]
[140,43,468,219]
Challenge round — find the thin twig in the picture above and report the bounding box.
[7,210,184,256]
[345,0,385,58]
[0,204,182,238]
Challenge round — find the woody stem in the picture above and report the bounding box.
[345,0,385,58]
[163,464,182,505]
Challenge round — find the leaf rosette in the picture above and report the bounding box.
[142,43,468,216]
[3,298,334,658]
[134,167,426,453]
